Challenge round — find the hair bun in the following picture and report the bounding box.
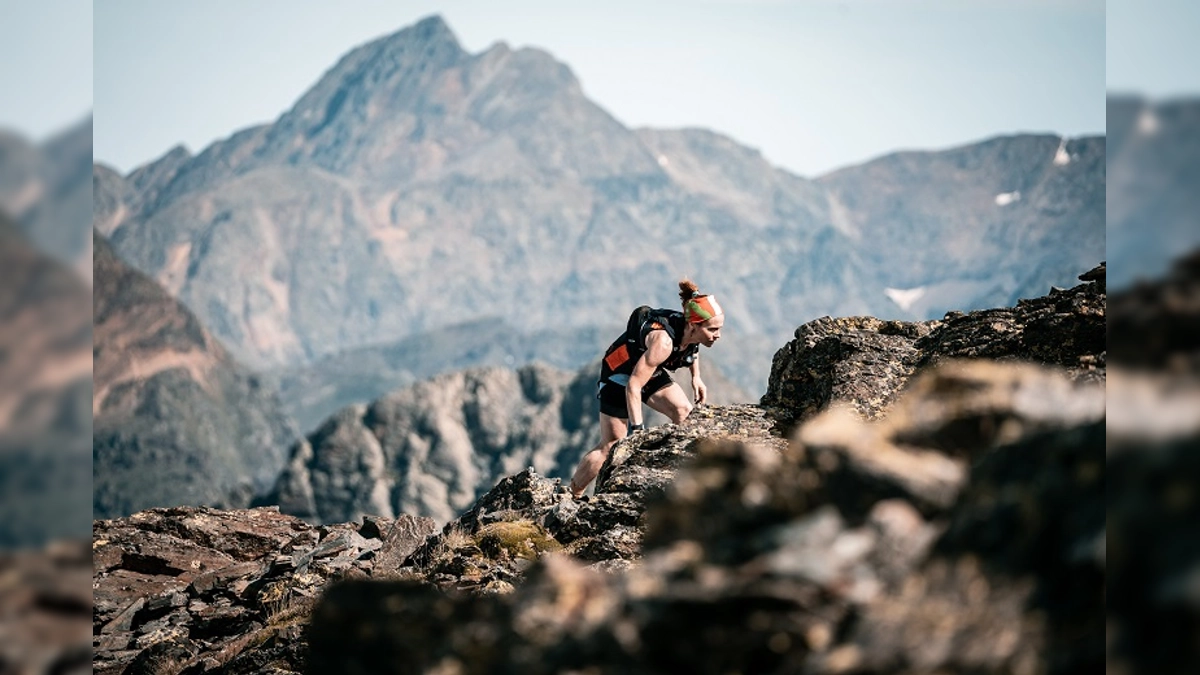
[678,278,701,304]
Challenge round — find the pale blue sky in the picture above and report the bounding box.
[86,0,1108,177]
[1107,0,1200,96]
[0,0,92,139]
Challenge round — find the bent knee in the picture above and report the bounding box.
[669,401,693,424]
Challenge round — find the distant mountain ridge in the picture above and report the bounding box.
[96,14,1105,401]
[0,116,93,279]
[1106,95,1200,288]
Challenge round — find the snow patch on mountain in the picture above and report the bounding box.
[995,191,1021,206]
[885,286,926,311]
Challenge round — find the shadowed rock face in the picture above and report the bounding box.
[92,231,299,519]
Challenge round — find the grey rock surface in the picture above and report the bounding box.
[88,264,1128,674]
[761,265,1106,432]
[91,505,437,675]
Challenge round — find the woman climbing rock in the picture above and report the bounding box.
[569,279,725,497]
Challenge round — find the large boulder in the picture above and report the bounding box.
[761,265,1106,432]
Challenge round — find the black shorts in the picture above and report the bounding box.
[597,371,675,419]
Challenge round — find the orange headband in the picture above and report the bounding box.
[684,294,723,323]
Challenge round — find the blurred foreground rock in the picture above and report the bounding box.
[0,541,91,675]
[1106,252,1200,674]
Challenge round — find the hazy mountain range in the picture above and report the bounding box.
[0,217,91,545]
[0,116,93,280]
[94,15,1104,410]
[1106,95,1200,288]
[92,230,298,519]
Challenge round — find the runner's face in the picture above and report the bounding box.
[697,315,723,346]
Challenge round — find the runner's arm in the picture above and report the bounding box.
[689,355,707,405]
[626,330,672,428]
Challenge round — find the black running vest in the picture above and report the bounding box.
[599,307,698,386]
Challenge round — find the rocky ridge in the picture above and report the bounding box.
[760,263,1105,432]
[91,507,439,675]
[90,267,1125,673]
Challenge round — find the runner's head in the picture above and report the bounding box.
[679,279,724,346]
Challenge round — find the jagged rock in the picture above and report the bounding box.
[368,515,440,576]
[403,404,788,576]
[0,541,91,675]
[914,277,1105,371]
[762,273,1106,431]
[91,506,404,675]
[760,316,937,431]
[266,364,597,525]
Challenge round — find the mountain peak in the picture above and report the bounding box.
[380,14,462,54]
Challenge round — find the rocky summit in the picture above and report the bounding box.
[88,265,1138,674]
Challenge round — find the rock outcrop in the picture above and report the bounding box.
[92,506,438,675]
[305,359,1105,675]
[266,359,749,525]
[0,542,91,675]
[761,263,1106,432]
[1105,252,1200,673]
[93,230,299,519]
